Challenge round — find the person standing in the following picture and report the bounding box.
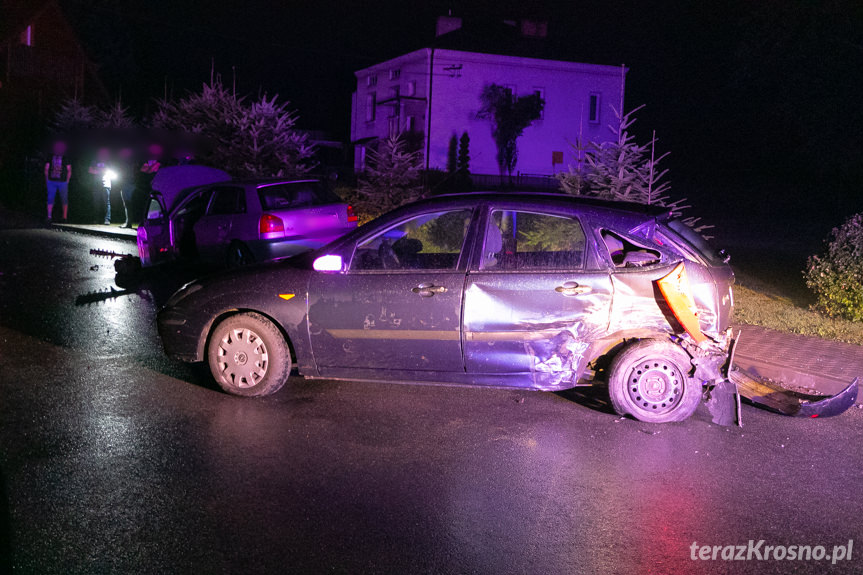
[136,142,162,206]
[117,146,137,228]
[88,147,114,225]
[44,140,71,222]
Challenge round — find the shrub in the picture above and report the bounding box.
[805,213,863,321]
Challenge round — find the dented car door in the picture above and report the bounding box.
[308,209,474,373]
[462,208,613,389]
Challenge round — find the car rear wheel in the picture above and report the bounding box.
[207,312,291,397]
[607,339,701,423]
[226,241,254,268]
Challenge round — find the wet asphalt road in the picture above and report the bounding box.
[1,227,863,574]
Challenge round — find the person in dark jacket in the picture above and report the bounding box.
[44,140,71,222]
[88,147,114,225]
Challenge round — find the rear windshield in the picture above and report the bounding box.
[665,220,727,266]
[257,181,341,210]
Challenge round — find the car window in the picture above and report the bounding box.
[601,230,662,268]
[208,186,246,215]
[175,189,213,218]
[145,197,164,220]
[351,210,472,271]
[480,210,586,271]
[258,182,337,210]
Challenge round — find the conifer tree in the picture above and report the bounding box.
[97,101,136,129]
[51,99,96,133]
[446,134,458,175]
[353,134,423,221]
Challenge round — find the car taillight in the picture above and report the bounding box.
[347,205,358,223]
[259,213,284,234]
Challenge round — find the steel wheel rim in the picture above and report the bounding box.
[214,327,269,388]
[626,358,683,415]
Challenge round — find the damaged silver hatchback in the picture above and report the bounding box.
[158,192,738,423]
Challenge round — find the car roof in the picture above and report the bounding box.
[229,178,320,187]
[405,191,672,219]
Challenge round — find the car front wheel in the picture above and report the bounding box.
[607,339,702,423]
[207,312,291,397]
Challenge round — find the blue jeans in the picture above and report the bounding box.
[121,185,135,224]
[95,187,111,223]
[46,180,68,205]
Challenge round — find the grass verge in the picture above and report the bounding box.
[733,284,863,345]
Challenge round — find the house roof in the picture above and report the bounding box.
[354,17,625,76]
[428,19,559,61]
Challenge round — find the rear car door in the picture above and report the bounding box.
[462,206,614,389]
[308,208,475,373]
[194,185,247,262]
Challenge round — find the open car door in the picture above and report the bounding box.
[136,166,231,267]
[137,193,171,266]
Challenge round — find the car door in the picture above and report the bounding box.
[462,207,614,389]
[308,208,475,373]
[136,193,171,266]
[194,185,247,262]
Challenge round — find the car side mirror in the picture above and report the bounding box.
[313,254,344,272]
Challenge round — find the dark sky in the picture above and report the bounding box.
[61,0,863,223]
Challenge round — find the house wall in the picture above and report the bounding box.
[351,49,625,177]
[351,49,430,170]
[429,50,625,177]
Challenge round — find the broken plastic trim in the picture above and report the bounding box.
[656,262,707,343]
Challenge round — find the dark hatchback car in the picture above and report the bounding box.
[158,192,735,423]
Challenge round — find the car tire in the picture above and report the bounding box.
[226,241,254,268]
[607,339,701,423]
[207,312,291,397]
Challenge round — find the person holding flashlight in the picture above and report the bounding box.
[88,147,115,224]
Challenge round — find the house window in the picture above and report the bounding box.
[406,116,417,132]
[589,93,601,123]
[389,69,401,80]
[533,88,545,119]
[366,93,376,122]
[367,75,377,87]
[20,25,33,46]
[357,145,367,171]
[388,117,400,138]
[406,81,416,97]
[504,84,517,102]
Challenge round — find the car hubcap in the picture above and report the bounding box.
[626,359,683,414]
[214,328,268,388]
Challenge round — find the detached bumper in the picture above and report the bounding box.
[730,369,858,418]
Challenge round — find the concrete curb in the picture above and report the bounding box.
[53,223,138,242]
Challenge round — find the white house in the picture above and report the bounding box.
[350,17,627,179]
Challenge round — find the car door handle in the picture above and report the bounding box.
[411,284,447,297]
[555,282,592,296]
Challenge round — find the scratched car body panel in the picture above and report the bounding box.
[158,192,737,420]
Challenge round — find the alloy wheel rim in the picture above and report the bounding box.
[215,328,268,388]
